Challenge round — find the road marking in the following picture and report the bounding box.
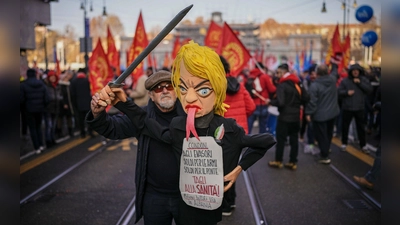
[20,137,89,174]
[107,143,120,151]
[122,139,130,151]
[331,137,374,166]
[88,143,103,151]
[105,139,133,151]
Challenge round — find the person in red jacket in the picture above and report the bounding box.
[221,56,256,134]
[220,55,256,216]
[247,63,276,134]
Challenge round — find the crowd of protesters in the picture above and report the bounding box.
[21,60,381,161]
[21,68,98,154]
[20,55,381,223]
[237,59,380,168]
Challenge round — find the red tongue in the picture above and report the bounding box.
[186,107,200,141]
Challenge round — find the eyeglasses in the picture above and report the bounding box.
[152,83,174,93]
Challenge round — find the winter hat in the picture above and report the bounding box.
[144,70,172,90]
[47,70,59,87]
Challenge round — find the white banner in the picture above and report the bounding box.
[180,136,224,210]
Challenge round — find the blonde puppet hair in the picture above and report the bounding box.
[171,41,228,116]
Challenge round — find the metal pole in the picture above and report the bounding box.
[84,1,89,72]
[364,46,368,65]
[343,0,346,40]
[368,46,373,64]
[44,27,48,70]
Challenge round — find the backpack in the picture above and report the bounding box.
[294,82,310,105]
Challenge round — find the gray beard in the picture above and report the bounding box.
[158,97,175,110]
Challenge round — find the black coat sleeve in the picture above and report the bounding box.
[86,110,138,139]
[238,131,276,171]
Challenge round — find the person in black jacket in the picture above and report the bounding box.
[70,68,93,138]
[87,70,186,225]
[59,70,75,137]
[92,41,276,225]
[20,68,49,154]
[305,64,340,164]
[338,64,372,153]
[269,63,308,170]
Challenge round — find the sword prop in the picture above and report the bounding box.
[108,4,193,88]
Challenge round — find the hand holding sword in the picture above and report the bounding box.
[94,4,193,108]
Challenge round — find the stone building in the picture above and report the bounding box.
[20,0,58,77]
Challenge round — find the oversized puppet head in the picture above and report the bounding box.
[171,41,228,118]
[170,41,228,140]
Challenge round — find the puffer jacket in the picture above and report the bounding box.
[224,76,256,134]
[20,77,49,113]
[305,65,340,121]
[270,73,302,122]
[338,64,372,111]
[249,68,276,105]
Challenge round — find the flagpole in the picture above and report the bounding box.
[251,57,270,76]
[109,4,193,88]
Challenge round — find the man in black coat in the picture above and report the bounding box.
[70,68,93,138]
[269,63,308,170]
[338,64,372,153]
[87,70,185,225]
[20,68,49,154]
[305,64,340,164]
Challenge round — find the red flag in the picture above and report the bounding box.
[88,38,113,95]
[163,52,171,68]
[153,54,158,69]
[204,20,223,51]
[53,47,61,75]
[126,49,130,69]
[216,22,251,76]
[55,57,61,76]
[254,49,259,62]
[128,11,149,82]
[172,35,181,59]
[325,24,342,64]
[107,25,120,75]
[340,33,351,71]
[181,38,191,46]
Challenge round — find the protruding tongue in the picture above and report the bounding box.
[186,107,200,141]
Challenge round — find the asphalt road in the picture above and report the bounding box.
[20,130,381,225]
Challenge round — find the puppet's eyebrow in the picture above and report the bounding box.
[179,78,188,88]
[194,80,211,89]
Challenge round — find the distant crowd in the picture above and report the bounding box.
[20,62,381,159]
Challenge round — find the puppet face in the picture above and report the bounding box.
[178,61,215,118]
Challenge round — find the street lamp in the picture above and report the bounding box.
[102,0,107,16]
[321,0,357,40]
[321,1,327,13]
[80,0,93,72]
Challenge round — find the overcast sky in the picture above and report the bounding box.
[48,0,381,37]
